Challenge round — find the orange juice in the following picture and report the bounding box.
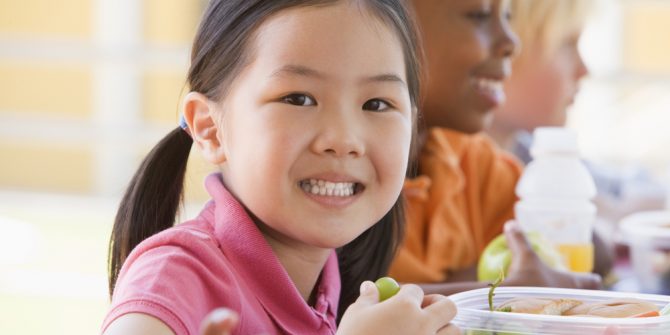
[557,243,594,273]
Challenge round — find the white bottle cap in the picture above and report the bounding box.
[530,127,579,158]
[517,126,597,200]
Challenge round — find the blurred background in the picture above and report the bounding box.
[0,1,211,334]
[0,0,669,334]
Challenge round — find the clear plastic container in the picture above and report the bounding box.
[449,287,670,334]
[620,211,670,295]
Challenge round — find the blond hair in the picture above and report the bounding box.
[511,0,594,62]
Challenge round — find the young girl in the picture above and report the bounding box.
[388,0,603,294]
[102,1,457,334]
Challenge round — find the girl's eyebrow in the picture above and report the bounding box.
[270,64,406,86]
[364,74,406,87]
[270,64,324,79]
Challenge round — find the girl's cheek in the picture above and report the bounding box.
[384,125,412,174]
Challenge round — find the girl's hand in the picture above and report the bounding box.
[200,308,239,335]
[504,221,602,289]
[337,281,459,335]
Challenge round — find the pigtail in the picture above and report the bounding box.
[336,196,405,321]
[107,127,192,297]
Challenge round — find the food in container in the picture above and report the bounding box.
[449,287,670,334]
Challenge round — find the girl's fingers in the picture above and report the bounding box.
[422,294,458,330]
[354,280,380,307]
[392,283,424,306]
[199,308,239,335]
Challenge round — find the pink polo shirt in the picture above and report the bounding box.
[102,173,341,335]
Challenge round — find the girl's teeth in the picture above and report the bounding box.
[301,179,356,197]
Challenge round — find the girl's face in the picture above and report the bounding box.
[215,3,412,252]
[412,0,518,133]
[498,31,589,132]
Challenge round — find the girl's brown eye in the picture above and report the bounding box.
[282,93,315,106]
[362,99,390,112]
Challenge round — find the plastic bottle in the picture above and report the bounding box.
[515,127,597,273]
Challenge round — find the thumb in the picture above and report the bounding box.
[354,281,380,306]
[504,221,536,260]
[575,272,603,290]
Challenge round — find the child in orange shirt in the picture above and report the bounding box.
[389,0,603,295]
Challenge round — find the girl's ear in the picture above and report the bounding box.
[182,92,227,164]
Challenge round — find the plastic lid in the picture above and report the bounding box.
[449,287,670,334]
[530,127,579,158]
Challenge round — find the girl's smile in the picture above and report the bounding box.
[298,175,365,208]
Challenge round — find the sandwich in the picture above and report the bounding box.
[563,298,660,318]
[496,297,582,315]
[486,268,661,318]
[495,297,659,318]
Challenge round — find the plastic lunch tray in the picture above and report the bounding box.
[448,287,670,335]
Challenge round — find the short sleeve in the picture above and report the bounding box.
[102,228,239,335]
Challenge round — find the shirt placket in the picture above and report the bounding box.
[312,293,336,334]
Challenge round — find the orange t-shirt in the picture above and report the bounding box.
[389,127,523,283]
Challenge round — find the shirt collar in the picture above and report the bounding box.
[423,127,470,166]
[203,173,340,333]
[406,127,469,197]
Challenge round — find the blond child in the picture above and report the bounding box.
[490,0,666,229]
[488,0,669,278]
[488,0,592,156]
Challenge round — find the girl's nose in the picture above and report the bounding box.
[310,112,365,158]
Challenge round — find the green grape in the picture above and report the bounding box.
[375,277,401,302]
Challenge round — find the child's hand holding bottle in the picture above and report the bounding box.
[504,221,602,289]
[337,280,459,335]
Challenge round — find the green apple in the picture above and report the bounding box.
[375,277,400,302]
[477,232,565,282]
